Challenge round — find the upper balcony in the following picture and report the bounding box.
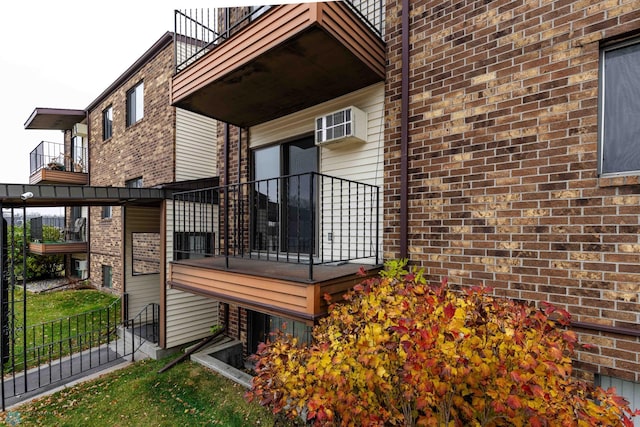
[29,141,88,185]
[168,172,381,321]
[171,1,385,127]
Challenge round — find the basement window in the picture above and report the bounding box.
[599,38,640,176]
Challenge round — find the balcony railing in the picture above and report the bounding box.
[174,1,385,73]
[172,172,380,280]
[30,216,86,243]
[29,141,87,176]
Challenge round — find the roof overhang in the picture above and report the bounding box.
[171,2,385,127]
[24,108,86,131]
[0,184,168,208]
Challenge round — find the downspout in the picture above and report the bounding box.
[400,0,409,259]
[237,127,242,256]
[85,110,91,282]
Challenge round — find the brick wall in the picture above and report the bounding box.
[87,42,175,291]
[385,0,640,382]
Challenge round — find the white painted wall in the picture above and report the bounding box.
[164,200,219,349]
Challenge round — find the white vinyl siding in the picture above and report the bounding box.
[165,289,219,348]
[175,108,218,181]
[250,83,384,264]
[165,200,220,348]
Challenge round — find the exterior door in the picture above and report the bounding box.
[252,136,318,254]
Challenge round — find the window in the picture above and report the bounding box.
[102,106,113,140]
[126,82,144,126]
[126,177,143,188]
[247,311,312,355]
[600,38,640,175]
[132,232,160,275]
[72,135,86,172]
[252,137,318,253]
[102,265,112,288]
[102,205,112,219]
[175,232,214,260]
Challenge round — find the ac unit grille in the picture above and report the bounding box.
[315,106,366,146]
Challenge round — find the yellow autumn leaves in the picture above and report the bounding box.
[247,260,636,427]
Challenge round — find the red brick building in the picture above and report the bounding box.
[168,1,640,404]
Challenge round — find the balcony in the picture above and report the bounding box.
[29,141,88,185]
[172,1,385,127]
[28,216,87,256]
[168,172,381,321]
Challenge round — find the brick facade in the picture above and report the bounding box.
[385,0,640,382]
[87,41,175,292]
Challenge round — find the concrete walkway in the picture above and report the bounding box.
[1,342,131,409]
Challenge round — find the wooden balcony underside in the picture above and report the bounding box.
[29,169,88,185]
[169,257,381,322]
[29,242,87,255]
[171,2,385,127]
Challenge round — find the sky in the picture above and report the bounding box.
[0,0,281,185]
[0,1,179,184]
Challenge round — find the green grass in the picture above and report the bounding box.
[9,288,120,371]
[16,288,119,325]
[0,358,279,427]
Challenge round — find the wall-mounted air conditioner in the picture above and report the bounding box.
[315,106,367,146]
[72,123,88,137]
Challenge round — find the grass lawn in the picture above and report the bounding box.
[0,358,279,427]
[9,288,120,371]
[16,287,119,325]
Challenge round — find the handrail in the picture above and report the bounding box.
[172,172,380,281]
[125,303,160,360]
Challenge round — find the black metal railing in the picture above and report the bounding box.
[125,303,160,361]
[173,172,379,280]
[174,1,385,73]
[2,297,123,403]
[29,216,86,243]
[29,141,87,176]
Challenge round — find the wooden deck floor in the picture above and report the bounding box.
[172,256,380,284]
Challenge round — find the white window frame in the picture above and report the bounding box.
[126,82,144,126]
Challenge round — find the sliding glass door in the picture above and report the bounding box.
[252,137,317,254]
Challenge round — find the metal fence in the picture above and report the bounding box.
[0,207,159,409]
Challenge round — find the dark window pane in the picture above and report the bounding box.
[602,42,640,174]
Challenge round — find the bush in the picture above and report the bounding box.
[247,260,637,426]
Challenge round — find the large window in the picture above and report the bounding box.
[126,82,144,126]
[102,106,113,140]
[600,38,640,175]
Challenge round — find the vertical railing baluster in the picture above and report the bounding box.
[309,173,315,281]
